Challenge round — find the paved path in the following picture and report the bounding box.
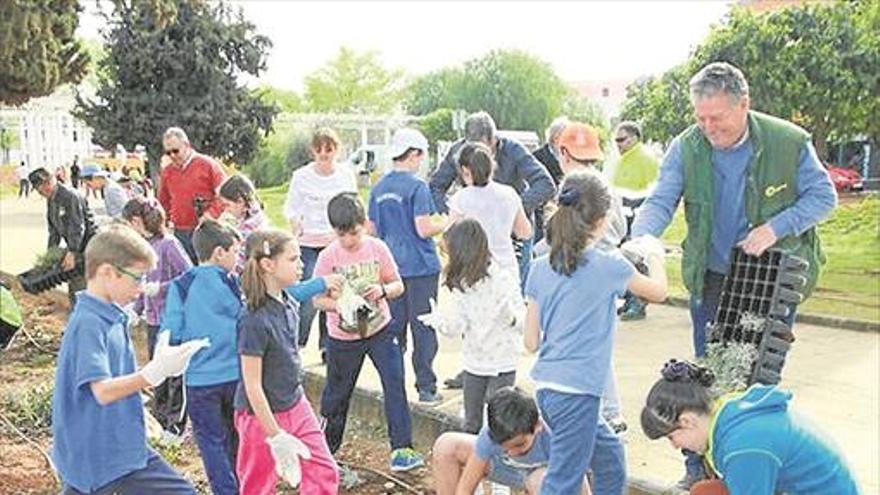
[1,196,876,492]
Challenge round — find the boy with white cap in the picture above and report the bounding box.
[368,128,446,404]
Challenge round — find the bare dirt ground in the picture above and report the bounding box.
[0,278,436,494]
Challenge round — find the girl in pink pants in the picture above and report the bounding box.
[234,229,339,494]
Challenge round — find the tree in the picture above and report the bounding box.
[619,64,693,145]
[0,0,89,105]
[256,85,304,113]
[404,49,576,134]
[303,47,405,114]
[561,92,610,140]
[620,2,880,156]
[403,68,464,116]
[416,108,457,148]
[75,1,277,177]
[691,2,879,159]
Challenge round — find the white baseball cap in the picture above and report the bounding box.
[389,128,429,160]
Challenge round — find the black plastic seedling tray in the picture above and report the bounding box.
[708,248,809,385]
[18,261,85,295]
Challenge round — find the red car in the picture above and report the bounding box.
[826,164,864,192]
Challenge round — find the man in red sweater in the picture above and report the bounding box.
[158,127,227,262]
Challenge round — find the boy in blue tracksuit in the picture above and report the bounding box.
[163,220,334,495]
[641,359,860,494]
[368,128,445,404]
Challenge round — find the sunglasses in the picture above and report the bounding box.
[114,264,148,285]
[614,137,629,143]
[164,148,180,156]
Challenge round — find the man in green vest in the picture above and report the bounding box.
[631,61,837,488]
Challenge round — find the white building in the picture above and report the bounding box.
[0,86,95,171]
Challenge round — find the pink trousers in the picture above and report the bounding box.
[235,396,339,495]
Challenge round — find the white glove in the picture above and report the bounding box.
[142,281,161,297]
[140,331,210,386]
[266,432,312,487]
[620,235,665,265]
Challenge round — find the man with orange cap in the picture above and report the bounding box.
[556,122,627,250]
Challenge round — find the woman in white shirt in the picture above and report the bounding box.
[447,142,532,273]
[283,127,357,351]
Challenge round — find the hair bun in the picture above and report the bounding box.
[660,359,714,387]
[558,187,580,206]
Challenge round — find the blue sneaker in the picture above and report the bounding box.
[390,447,424,472]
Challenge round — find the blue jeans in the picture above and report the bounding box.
[62,451,195,494]
[536,389,626,495]
[321,329,412,453]
[688,271,726,357]
[187,381,239,495]
[173,229,197,265]
[387,273,439,395]
[298,246,328,349]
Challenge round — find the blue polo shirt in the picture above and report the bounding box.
[525,249,634,396]
[368,170,441,278]
[51,291,148,492]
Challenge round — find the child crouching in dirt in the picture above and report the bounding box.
[432,387,591,495]
[51,225,207,493]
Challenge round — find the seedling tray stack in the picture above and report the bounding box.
[18,260,85,295]
[708,248,809,385]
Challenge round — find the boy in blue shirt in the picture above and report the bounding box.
[162,219,244,495]
[368,128,446,404]
[431,387,590,495]
[51,224,207,494]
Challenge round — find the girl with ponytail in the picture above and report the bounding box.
[522,170,668,494]
[641,359,860,495]
[234,229,340,494]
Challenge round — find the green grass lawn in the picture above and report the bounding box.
[660,196,880,322]
[260,182,879,322]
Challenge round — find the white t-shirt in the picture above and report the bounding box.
[419,263,524,375]
[448,181,523,270]
[284,163,357,247]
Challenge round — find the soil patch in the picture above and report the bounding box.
[0,280,436,494]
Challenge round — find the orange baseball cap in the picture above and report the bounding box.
[558,122,603,161]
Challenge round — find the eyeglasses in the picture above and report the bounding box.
[614,136,629,144]
[164,148,180,156]
[114,264,148,285]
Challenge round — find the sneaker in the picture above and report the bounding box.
[390,447,425,472]
[418,390,443,405]
[444,371,464,390]
[607,416,628,435]
[620,305,646,321]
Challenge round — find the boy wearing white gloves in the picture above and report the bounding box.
[51,225,208,494]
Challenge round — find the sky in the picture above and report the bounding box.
[77,1,733,91]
